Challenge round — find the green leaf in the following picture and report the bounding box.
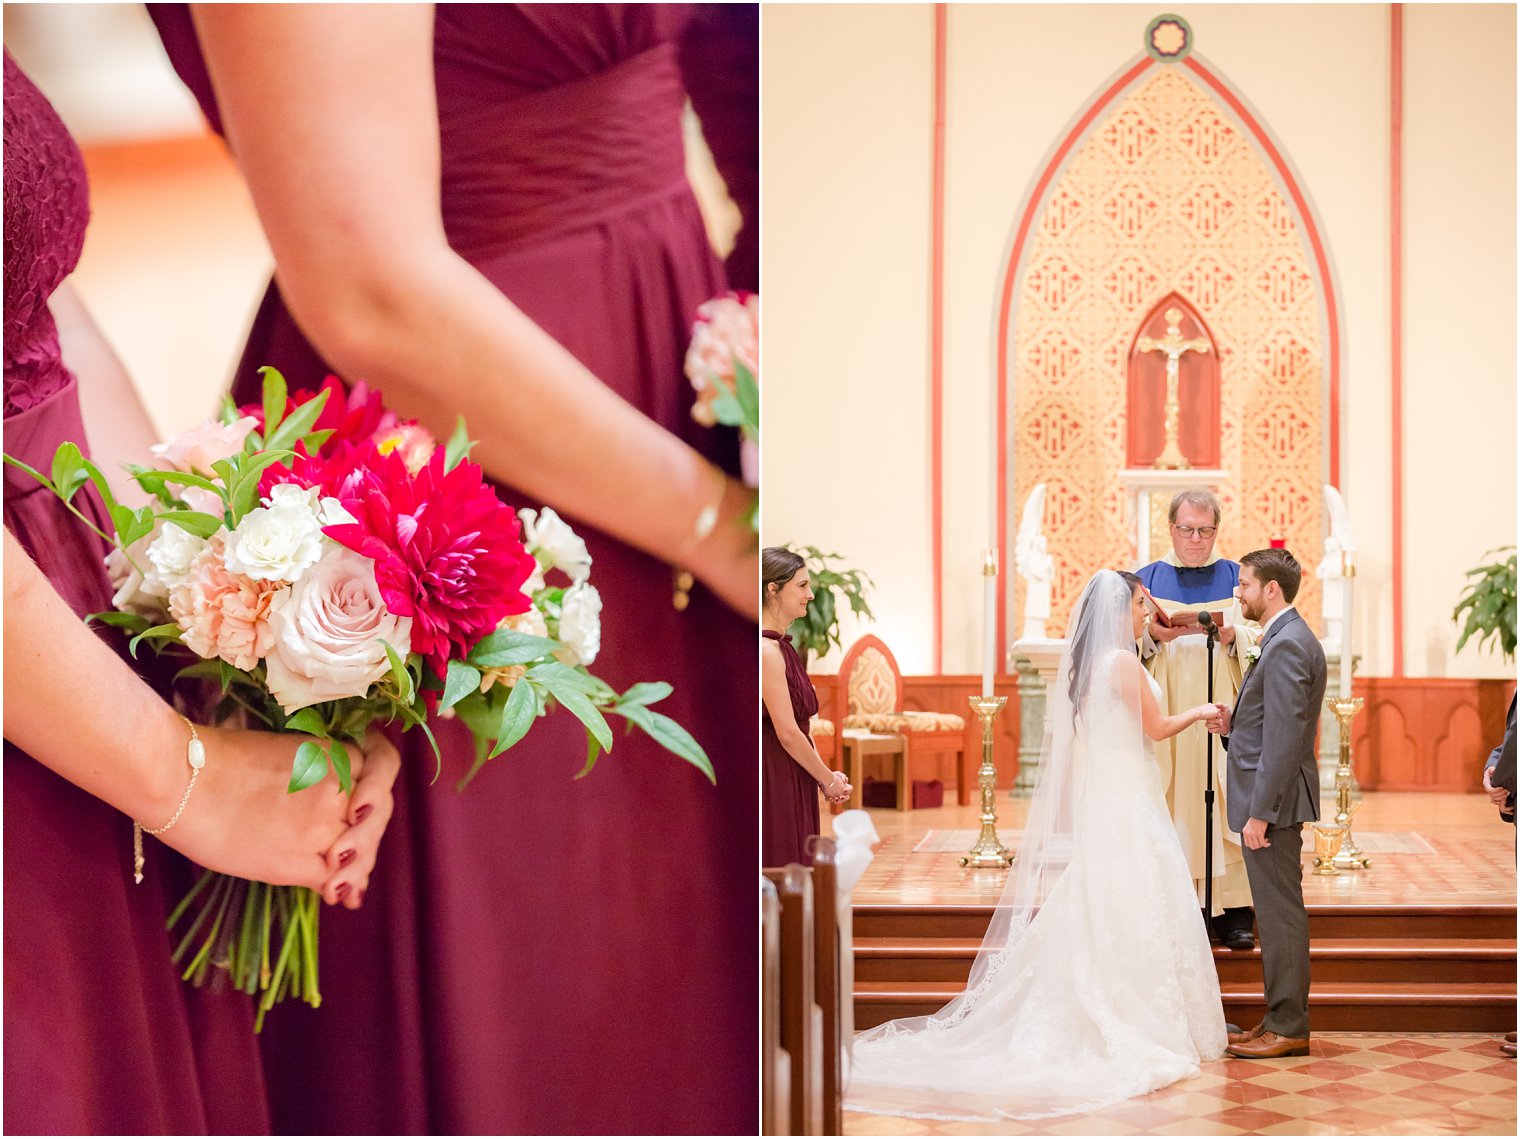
[616,681,673,709]
[227,450,297,522]
[468,629,562,668]
[50,443,90,504]
[218,394,240,426]
[2,453,52,491]
[329,738,352,795]
[300,429,335,453]
[526,660,608,696]
[263,388,331,457]
[615,705,715,784]
[532,664,612,751]
[453,691,501,742]
[284,708,327,737]
[260,366,288,440]
[381,640,415,705]
[287,740,329,792]
[89,610,152,633]
[442,660,483,712]
[443,416,475,473]
[487,678,538,759]
[128,623,183,659]
[733,360,760,437]
[155,510,225,539]
[574,733,602,780]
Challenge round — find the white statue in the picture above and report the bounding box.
[1015,483,1054,641]
[1317,485,1356,644]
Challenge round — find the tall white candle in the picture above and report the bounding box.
[1340,575,1354,699]
[982,552,996,697]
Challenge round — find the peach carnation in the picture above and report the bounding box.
[169,532,283,670]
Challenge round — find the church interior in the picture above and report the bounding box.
[761,5,1516,1135]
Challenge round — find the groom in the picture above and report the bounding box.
[1205,548,1326,1058]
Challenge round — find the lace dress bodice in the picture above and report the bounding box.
[3,51,89,417]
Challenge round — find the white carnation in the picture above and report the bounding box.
[105,532,170,618]
[223,483,328,582]
[146,522,209,591]
[554,581,602,668]
[519,506,592,583]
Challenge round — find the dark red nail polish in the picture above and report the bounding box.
[338,849,355,867]
[336,882,351,902]
[355,804,373,823]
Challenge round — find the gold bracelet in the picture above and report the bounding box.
[673,463,726,611]
[133,714,206,885]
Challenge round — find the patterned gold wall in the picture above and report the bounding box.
[1013,65,1324,635]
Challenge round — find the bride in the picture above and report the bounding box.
[845,569,1228,1121]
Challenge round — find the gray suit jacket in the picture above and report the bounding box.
[1224,607,1327,831]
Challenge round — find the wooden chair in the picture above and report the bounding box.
[763,864,824,1136]
[810,717,836,764]
[762,877,790,1135]
[838,634,971,806]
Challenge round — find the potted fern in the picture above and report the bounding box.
[1453,546,1516,660]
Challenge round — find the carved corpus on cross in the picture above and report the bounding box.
[1137,306,1212,469]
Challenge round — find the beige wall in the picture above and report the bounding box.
[762,3,1515,679]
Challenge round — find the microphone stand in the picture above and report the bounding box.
[1200,611,1218,931]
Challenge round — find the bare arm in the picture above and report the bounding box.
[189,4,754,617]
[52,282,157,508]
[1116,650,1212,741]
[3,529,390,894]
[761,639,836,788]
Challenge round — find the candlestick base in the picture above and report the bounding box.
[961,696,1013,869]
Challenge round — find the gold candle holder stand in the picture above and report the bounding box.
[1310,823,1346,875]
[961,695,1014,868]
[1325,695,1370,870]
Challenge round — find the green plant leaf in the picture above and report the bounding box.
[301,429,335,453]
[284,708,327,737]
[263,388,330,456]
[260,366,288,439]
[487,678,538,759]
[381,640,415,705]
[443,416,475,473]
[2,453,52,492]
[616,681,673,709]
[287,740,329,792]
[532,664,612,751]
[329,738,352,795]
[441,661,483,712]
[128,623,183,659]
[89,610,152,633]
[155,510,225,539]
[615,704,715,784]
[468,628,562,668]
[574,733,602,780]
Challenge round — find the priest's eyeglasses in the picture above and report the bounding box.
[1172,525,1218,539]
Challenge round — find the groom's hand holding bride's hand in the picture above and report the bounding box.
[1204,703,1231,735]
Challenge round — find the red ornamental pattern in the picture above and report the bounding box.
[1013,66,1324,636]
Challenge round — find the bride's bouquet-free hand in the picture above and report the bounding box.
[5,367,712,1029]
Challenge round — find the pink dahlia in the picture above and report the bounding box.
[320,449,536,675]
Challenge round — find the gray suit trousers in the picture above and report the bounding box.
[1242,821,1310,1038]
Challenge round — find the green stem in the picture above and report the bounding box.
[171,874,227,966]
[183,873,236,983]
[165,868,216,931]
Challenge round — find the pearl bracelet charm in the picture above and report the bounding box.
[133,715,205,885]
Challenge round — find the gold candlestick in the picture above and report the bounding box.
[1325,695,1370,870]
[961,695,1013,868]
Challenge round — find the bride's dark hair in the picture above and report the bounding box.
[1068,570,1143,717]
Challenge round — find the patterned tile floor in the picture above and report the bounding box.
[844,1033,1517,1136]
[835,793,1516,1135]
[832,792,1516,907]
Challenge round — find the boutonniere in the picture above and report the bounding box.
[1244,645,1261,667]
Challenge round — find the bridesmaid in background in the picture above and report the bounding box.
[150,5,758,1133]
[763,546,850,866]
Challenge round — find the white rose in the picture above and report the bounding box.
[554,581,602,668]
[263,546,414,713]
[223,483,328,582]
[519,507,592,583]
[105,530,170,618]
[147,522,209,591]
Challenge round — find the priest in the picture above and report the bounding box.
[1138,489,1259,949]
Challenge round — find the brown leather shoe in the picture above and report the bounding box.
[1502,1041,1518,1058]
[1227,1022,1266,1046]
[1226,1030,1311,1058]
[1506,1031,1517,1044]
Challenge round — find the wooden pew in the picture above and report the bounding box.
[805,837,844,1136]
[763,864,823,1135]
[762,876,790,1136]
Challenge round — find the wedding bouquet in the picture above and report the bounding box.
[6,368,712,1029]
[685,290,758,494]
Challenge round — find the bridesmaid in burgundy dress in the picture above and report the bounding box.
[762,548,850,866]
[2,52,395,1135]
[149,6,757,1133]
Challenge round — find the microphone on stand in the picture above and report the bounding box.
[1197,609,1217,641]
[1197,608,1217,928]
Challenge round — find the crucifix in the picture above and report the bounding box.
[1137,306,1211,469]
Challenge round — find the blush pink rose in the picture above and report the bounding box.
[685,292,758,427]
[168,533,282,670]
[151,416,260,476]
[263,545,414,713]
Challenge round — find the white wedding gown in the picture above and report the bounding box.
[845,649,1227,1122]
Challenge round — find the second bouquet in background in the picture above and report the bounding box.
[6,367,713,1029]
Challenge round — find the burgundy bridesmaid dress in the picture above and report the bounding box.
[2,51,270,1135]
[762,631,822,867]
[150,7,758,1134]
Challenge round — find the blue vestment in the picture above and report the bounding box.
[1138,558,1240,605]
